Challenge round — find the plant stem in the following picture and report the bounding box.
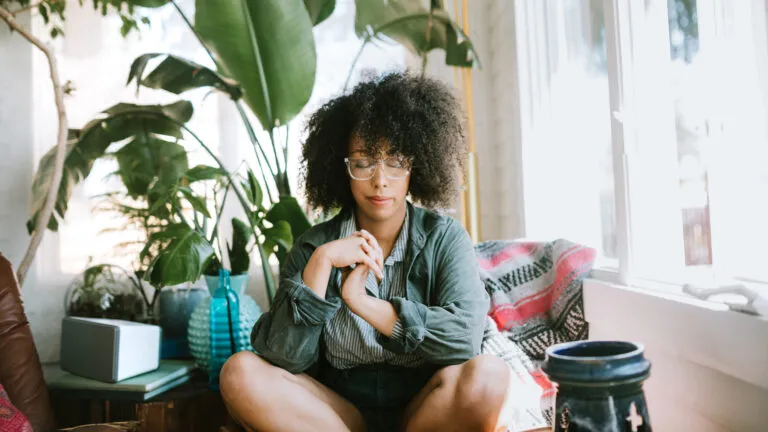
[236,103,276,201]
[283,124,289,179]
[171,200,193,229]
[344,37,369,92]
[239,0,273,127]
[208,179,230,244]
[178,122,277,300]
[171,0,279,205]
[170,0,216,66]
[422,3,434,77]
[268,128,286,195]
[1,5,69,288]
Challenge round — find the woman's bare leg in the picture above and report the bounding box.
[220,351,365,432]
[403,354,510,432]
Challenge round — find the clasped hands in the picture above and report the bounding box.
[319,230,384,308]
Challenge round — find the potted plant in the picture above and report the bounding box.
[23,0,480,305]
[64,263,149,322]
[203,217,252,296]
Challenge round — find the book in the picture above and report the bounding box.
[44,359,197,401]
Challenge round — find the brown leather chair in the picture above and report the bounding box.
[0,253,136,432]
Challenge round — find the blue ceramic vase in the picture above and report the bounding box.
[542,340,652,432]
[187,271,261,387]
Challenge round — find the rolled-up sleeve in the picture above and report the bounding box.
[250,241,341,374]
[282,271,341,326]
[377,220,489,365]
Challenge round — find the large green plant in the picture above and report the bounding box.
[27,0,480,304]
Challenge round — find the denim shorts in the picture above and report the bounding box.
[318,363,440,432]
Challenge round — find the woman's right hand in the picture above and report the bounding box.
[319,233,383,280]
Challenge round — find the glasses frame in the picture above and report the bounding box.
[344,156,412,181]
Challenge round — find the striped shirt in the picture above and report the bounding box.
[323,208,425,369]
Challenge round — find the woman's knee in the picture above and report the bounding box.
[220,351,272,402]
[453,355,510,424]
[455,354,509,400]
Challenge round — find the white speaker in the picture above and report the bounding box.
[60,317,161,383]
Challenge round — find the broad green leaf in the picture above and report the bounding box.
[263,220,293,251]
[444,23,475,67]
[115,136,189,197]
[146,223,214,287]
[196,0,317,128]
[263,219,292,264]
[183,165,226,183]
[228,217,252,275]
[303,0,335,25]
[128,53,243,100]
[354,0,480,68]
[245,168,263,207]
[265,196,311,240]
[28,101,194,234]
[178,186,212,218]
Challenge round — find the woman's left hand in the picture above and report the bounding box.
[341,263,370,307]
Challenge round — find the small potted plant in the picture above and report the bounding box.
[65,263,149,322]
[203,217,252,296]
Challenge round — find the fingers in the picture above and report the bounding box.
[358,252,383,279]
[355,230,384,269]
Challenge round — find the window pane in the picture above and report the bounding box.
[669,0,768,281]
[518,0,617,260]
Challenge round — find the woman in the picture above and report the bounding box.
[220,73,511,432]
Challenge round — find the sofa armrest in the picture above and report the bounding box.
[0,253,57,432]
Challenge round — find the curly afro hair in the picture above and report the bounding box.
[301,72,467,211]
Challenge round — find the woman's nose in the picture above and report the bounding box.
[371,161,388,188]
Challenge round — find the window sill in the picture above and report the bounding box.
[583,276,768,391]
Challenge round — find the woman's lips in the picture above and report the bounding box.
[367,197,392,207]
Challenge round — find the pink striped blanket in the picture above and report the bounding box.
[475,239,596,425]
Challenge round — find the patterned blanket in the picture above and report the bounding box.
[475,239,596,427]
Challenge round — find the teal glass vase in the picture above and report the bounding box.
[187,271,261,389]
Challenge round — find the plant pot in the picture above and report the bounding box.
[542,340,652,431]
[156,282,209,359]
[157,283,209,338]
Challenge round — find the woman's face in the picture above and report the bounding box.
[347,135,411,222]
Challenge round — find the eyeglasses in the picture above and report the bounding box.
[344,156,411,181]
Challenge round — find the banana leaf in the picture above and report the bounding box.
[195,0,317,128]
[127,53,243,100]
[303,0,335,25]
[28,101,194,234]
[115,135,189,198]
[354,0,480,68]
[182,165,227,183]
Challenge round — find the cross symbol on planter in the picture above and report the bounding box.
[626,402,644,431]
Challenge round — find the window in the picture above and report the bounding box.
[514,0,768,288]
[512,0,616,262]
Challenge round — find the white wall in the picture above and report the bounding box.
[465,0,527,242]
[0,13,76,363]
[0,13,34,268]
